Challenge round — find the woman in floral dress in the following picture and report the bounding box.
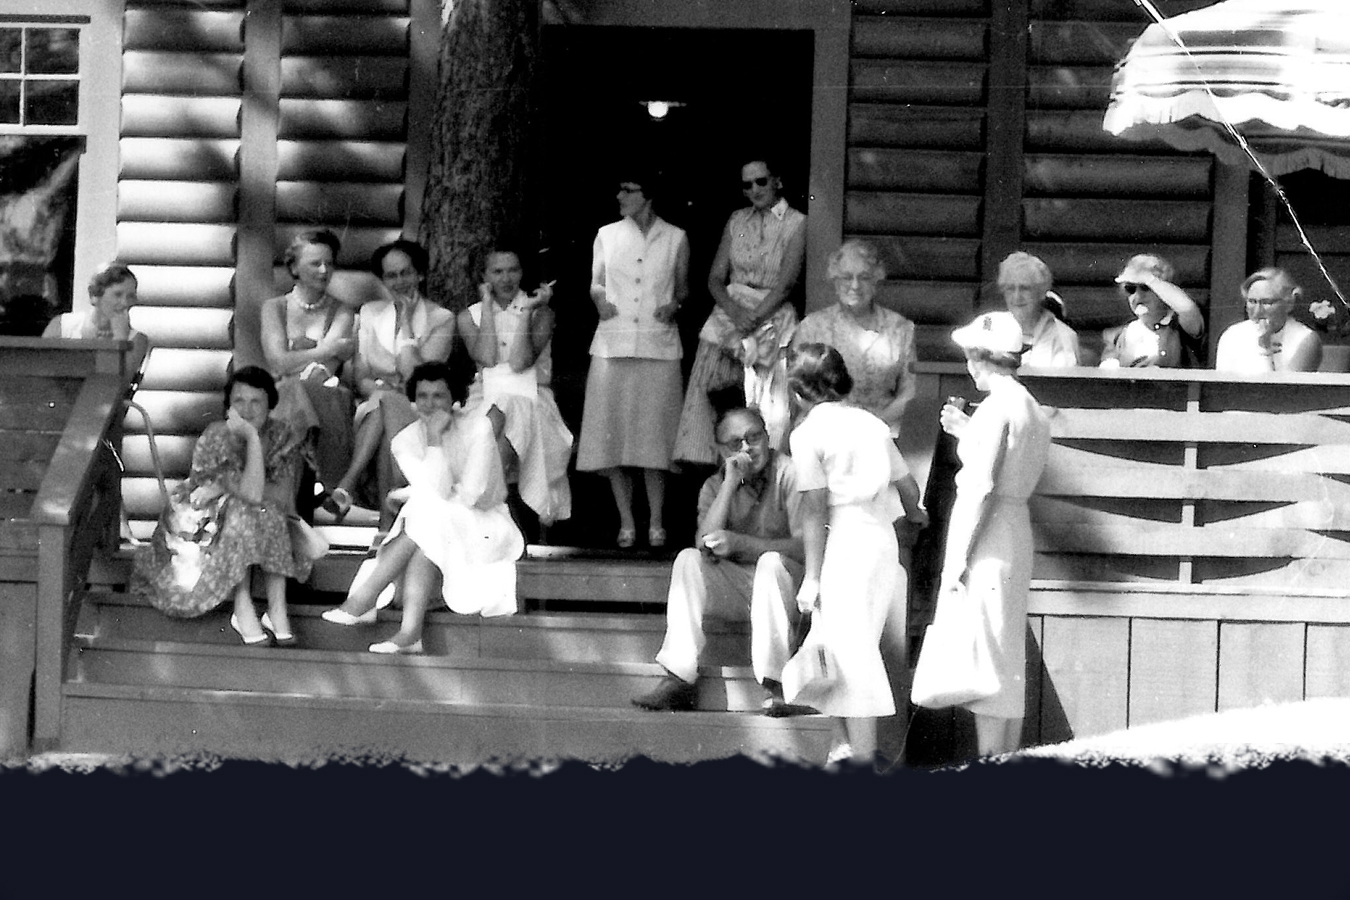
[133,366,314,646]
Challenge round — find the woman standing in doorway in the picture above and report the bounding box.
[577,169,689,548]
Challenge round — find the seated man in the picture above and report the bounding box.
[632,406,804,715]
[1100,253,1205,368]
[1215,267,1323,374]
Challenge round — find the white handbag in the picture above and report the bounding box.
[910,582,1000,709]
[782,615,837,708]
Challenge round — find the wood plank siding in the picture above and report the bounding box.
[847,0,1218,364]
[116,0,433,530]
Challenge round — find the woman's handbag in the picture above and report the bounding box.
[910,581,1000,709]
[287,514,331,566]
[781,614,837,708]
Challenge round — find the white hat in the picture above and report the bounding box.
[951,311,1025,355]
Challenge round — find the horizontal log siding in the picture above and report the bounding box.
[1024,6,1215,363]
[275,6,409,267]
[114,0,418,531]
[119,0,245,522]
[845,8,990,359]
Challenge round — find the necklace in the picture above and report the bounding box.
[296,292,328,313]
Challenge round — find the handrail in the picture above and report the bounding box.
[5,336,141,752]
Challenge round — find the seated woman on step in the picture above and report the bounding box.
[261,228,357,511]
[132,366,318,647]
[320,361,525,653]
[323,239,457,520]
[457,244,573,536]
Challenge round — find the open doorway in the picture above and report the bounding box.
[535,24,814,548]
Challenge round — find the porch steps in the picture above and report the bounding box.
[59,589,834,765]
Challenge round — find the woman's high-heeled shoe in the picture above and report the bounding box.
[369,638,423,655]
[321,605,378,626]
[321,487,353,520]
[260,612,297,647]
[648,526,667,549]
[230,613,272,647]
[616,527,636,549]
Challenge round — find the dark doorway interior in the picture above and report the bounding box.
[535,25,814,549]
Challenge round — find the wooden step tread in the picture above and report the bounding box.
[58,682,835,764]
[62,680,828,726]
[72,634,758,681]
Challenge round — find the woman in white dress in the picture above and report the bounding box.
[929,311,1051,756]
[320,361,525,653]
[458,246,573,530]
[788,343,928,767]
[324,239,456,519]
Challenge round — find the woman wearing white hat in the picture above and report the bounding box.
[921,311,1051,757]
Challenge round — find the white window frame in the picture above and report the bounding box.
[0,0,120,312]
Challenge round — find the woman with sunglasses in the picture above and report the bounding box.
[1099,253,1205,368]
[673,158,807,466]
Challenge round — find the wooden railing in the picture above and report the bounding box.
[910,363,1350,746]
[0,338,134,753]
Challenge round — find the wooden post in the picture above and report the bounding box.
[402,0,441,241]
[979,0,1029,284]
[1208,162,1251,359]
[235,0,282,368]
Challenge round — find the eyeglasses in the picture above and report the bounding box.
[1121,283,1148,295]
[741,176,772,190]
[717,428,768,450]
[833,273,879,285]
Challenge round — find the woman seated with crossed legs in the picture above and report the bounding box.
[320,361,524,653]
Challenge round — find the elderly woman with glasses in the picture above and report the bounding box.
[995,251,1080,367]
[1215,267,1322,373]
[793,239,917,441]
[673,157,807,465]
[1099,253,1205,368]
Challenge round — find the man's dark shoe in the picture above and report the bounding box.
[633,675,698,711]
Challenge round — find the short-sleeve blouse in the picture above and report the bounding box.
[790,402,906,523]
[794,304,916,422]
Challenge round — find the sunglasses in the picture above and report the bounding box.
[1121,283,1148,295]
[741,176,772,190]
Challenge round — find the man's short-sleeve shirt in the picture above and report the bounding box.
[696,452,801,540]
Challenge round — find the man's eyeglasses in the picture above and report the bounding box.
[717,428,768,450]
[1121,283,1148,295]
[741,176,772,190]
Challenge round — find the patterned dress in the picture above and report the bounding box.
[673,200,806,464]
[133,418,312,618]
[793,304,916,439]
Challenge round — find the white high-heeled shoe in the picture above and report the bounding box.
[230,613,271,646]
[321,606,378,626]
[260,612,296,646]
[369,638,423,655]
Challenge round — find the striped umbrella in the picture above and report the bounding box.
[1104,0,1350,178]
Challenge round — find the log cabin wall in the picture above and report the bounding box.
[116,0,435,533]
[847,0,1219,365]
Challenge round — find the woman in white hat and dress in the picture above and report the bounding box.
[924,311,1052,757]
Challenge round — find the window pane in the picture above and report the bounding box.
[24,80,78,126]
[25,28,79,76]
[0,81,18,124]
[0,29,21,74]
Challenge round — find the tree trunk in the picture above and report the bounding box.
[420,0,538,310]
